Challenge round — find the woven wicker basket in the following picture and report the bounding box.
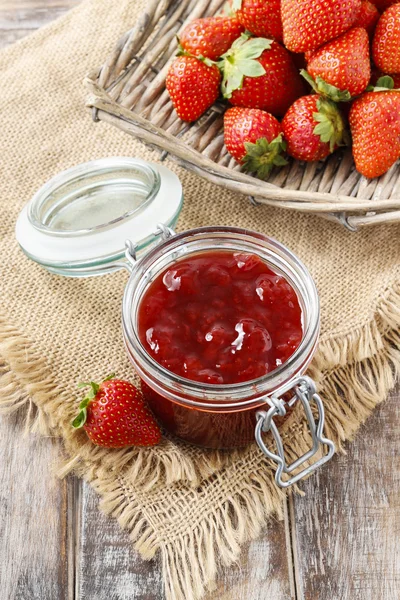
[86,0,400,230]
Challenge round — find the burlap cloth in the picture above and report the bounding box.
[0,1,399,598]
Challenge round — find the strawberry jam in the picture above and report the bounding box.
[138,251,302,384]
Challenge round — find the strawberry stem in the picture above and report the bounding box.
[218,33,272,98]
[313,98,348,152]
[301,70,351,103]
[176,42,216,67]
[72,374,115,430]
[242,134,288,179]
[368,76,399,93]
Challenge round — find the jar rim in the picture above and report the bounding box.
[27,157,161,238]
[16,158,183,277]
[122,226,320,409]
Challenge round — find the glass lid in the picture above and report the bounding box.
[15,157,183,277]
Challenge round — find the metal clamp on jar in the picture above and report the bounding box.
[16,157,335,489]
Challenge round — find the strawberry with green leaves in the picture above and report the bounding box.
[303,28,371,101]
[349,76,400,178]
[281,0,362,53]
[373,4,400,73]
[282,95,348,161]
[179,16,244,61]
[166,55,221,122]
[231,0,283,41]
[218,34,305,117]
[224,106,287,177]
[72,375,161,448]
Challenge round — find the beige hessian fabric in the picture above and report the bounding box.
[0,1,399,598]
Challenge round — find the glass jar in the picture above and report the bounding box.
[16,158,335,488]
[121,226,335,486]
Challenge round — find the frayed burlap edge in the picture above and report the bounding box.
[0,313,238,490]
[1,286,399,599]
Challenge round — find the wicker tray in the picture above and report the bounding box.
[86,0,400,230]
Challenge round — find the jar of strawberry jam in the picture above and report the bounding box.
[16,157,334,488]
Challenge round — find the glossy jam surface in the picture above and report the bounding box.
[138,251,303,385]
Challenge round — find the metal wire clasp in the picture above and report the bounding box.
[255,376,335,488]
[123,224,176,272]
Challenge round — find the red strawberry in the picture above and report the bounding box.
[223,106,287,176]
[355,1,380,36]
[219,34,305,117]
[166,55,221,122]
[282,95,348,161]
[72,375,161,448]
[232,0,283,41]
[349,80,400,177]
[373,4,400,73]
[179,16,244,61]
[281,0,362,53]
[304,28,371,99]
[369,0,399,10]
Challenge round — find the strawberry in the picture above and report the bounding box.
[219,34,305,117]
[166,55,221,122]
[231,0,283,42]
[355,1,380,36]
[179,16,244,61]
[303,28,371,100]
[281,0,362,53]
[72,375,161,448]
[223,106,287,176]
[349,77,400,178]
[373,4,400,73]
[282,95,348,161]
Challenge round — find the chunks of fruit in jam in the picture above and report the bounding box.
[138,250,303,385]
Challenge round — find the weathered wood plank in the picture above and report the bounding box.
[291,383,400,600]
[204,500,295,600]
[77,481,294,600]
[0,409,70,600]
[0,0,81,49]
[76,481,164,600]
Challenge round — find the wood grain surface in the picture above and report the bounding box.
[292,387,400,600]
[0,0,81,48]
[0,2,399,599]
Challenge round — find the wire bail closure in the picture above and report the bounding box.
[255,375,335,488]
[124,223,176,269]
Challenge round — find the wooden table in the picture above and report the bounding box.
[1,2,399,598]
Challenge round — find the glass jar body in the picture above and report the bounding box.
[140,381,263,448]
[122,227,320,449]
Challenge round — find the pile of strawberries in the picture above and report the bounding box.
[165,0,400,180]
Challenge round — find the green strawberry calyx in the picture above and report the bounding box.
[367,76,399,92]
[242,134,288,179]
[72,373,115,429]
[313,98,349,153]
[301,70,352,103]
[176,41,216,67]
[218,33,272,98]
